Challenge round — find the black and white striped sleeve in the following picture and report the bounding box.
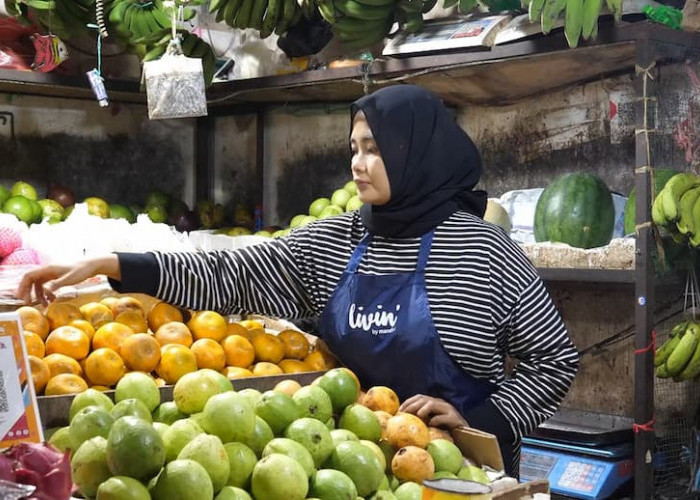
[115,230,323,318]
[491,277,579,440]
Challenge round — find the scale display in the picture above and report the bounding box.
[520,446,633,499]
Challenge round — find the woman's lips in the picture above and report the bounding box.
[354,180,369,190]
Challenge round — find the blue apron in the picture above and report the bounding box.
[318,230,497,414]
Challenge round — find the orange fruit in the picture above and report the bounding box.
[17,306,49,339]
[251,333,285,364]
[28,355,50,394]
[147,302,183,332]
[45,302,82,330]
[278,330,310,360]
[79,302,114,328]
[239,319,264,330]
[236,327,265,343]
[84,348,127,387]
[187,311,227,342]
[110,296,144,317]
[278,359,309,373]
[69,319,96,341]
[44,373,88,396]
[221,366,253,379]
[274,379,302,396]
[23,331,45,358]
[120,333,162,373]
[190,338,226,371]
[154,321,193,347]
[226,322,250,337]
[362,386,400,415]
[92,322,135,353]
[114,310,149,334]
[221,335,255,368]
[252,362,284,376]
[304,349,338,371]
[428,427,453,443]
[43,353,82,378]
[374,410,392,439]
[100,296,119,310]
[45,326,90,360]
[155,344,197,384]
[385,412,431,449]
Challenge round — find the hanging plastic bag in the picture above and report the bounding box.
[143,36,208,120]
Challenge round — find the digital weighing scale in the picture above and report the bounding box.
[519,409,635,499]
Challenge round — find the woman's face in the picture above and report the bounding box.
[350,112,391,206]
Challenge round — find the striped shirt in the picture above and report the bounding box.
[125,210,578,471]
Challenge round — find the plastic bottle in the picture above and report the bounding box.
[643,4,683,30]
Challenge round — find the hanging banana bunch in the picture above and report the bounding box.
[526,0,621,48]
[21,0,96,40]
[208,0,304,38]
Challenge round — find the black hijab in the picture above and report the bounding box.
[351,85,487,239]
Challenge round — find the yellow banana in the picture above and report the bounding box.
[661,173,700,223]
[666,325,699,376]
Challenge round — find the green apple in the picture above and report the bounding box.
[3,195,34,224]
[300,215,317,226]
[38,199,64,223]
[309,198,331,218]
[345,195,363,212]
[318,205,343,219]
[85,197,110,218]
[11,181,38,201]
[290,214,306,228]
[344,181,358,196]
[227,226,253,236]
[255,230,272,237]
[330,189,352,210]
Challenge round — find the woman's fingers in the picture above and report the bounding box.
[398,394,468,429]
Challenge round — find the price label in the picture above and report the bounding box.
[0,311,43,448]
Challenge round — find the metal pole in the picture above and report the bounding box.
[633,34,656,500]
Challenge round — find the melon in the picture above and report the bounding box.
[483,199,511,234]
[534,173,614,249]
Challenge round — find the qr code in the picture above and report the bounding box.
[0,372,8,413]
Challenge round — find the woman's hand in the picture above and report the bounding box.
[399,394,469,429]
[16,255,121,306]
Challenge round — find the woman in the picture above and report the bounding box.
[17,85,578,476]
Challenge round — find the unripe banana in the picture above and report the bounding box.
[666,325,699,376]
[651,190,670,228]
[541,0,567,34]
[671,321,690,337]
[655,334,682,367]
[676,186,700,235]
[529,0,545,22]
[689,195,700,247]
[675,341,700,381]
[661,173,700,223]
[656,363,671,378]
[564,0,583,47]
[581,0,602,40]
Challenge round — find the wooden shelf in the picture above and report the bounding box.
[537,268,635,283]
[2,21,698,109]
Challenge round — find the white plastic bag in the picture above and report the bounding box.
[144,43,207,120]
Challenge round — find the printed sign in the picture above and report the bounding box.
[0,311,43,448]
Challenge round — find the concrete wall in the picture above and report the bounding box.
[0,94,196,208]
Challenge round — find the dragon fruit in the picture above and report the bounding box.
[0,226,22,258]
[1,248,40,266]
[0,442,72,500]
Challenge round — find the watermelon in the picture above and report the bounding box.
[623,169,681,236]
[534,173,614,249]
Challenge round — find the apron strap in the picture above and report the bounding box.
[347,233,372,273]
[416,231,434,273]
[348,231,434,274]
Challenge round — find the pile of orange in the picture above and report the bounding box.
[18,295,337,397]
